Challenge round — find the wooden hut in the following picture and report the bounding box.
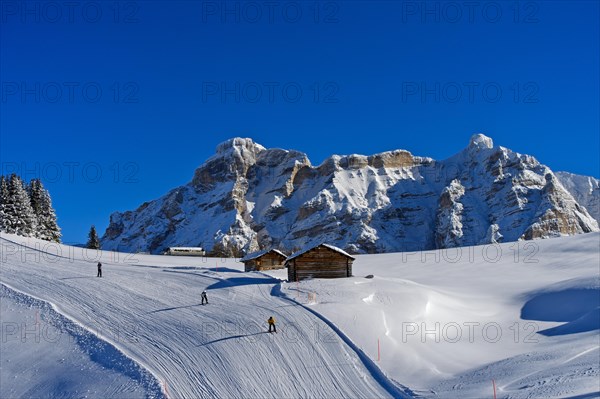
[162,247,205,256]
[286,243,355,281]
[240,249,287,272]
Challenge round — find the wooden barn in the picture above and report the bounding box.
[240,249,287,272]
[286,243,355,281]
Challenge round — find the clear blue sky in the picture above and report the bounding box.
[1,1,598,244]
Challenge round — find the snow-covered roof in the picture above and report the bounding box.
[286,243,355,262]
[239,249,287,263]
[166,247,204,251]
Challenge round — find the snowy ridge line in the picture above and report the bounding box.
[0,235,78,260]
[101,135,600,256]
[268,281,418,399]
[0,281,167,399]
[0,235,150,267]
[0,235,124,266]
[518,276,600,300]
[0,234,233,270]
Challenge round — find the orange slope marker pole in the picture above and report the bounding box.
[163,380,170,399]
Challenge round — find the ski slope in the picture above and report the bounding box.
[1,232,599,398]
[0,233,410,399]
[270,233,600,398]
[1,284,161,398]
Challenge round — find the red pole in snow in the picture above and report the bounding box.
[492,379,497,399]
[164,380,170,399]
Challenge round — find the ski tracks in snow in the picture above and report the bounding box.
[0,236,414,398]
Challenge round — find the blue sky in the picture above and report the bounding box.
[1,1,598,244]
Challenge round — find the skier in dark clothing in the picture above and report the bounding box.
[97,262,102,277]
[201,290,208,305]
[268,316,277,333]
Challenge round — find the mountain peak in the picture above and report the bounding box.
[468,133,494,150]
[102,134,600,255]
[216,137,266,155]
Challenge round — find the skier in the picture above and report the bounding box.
[201,290,208,305]
[97,262,102,277]
[267,316,277,333]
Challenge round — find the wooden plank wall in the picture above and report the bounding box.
[244,259,258,272]
[245,252,286,272]
[260,253,286,268]
[287,246,353,281]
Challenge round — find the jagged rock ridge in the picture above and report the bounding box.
[101,135,599,255]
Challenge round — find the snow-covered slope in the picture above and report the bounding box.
[1,285,162,398]
[270,232,600,398]
[101,135,599,256]
[556,171,600,223]
[0,232,409,399]
[2,232,598,398]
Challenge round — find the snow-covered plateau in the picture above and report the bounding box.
[1,231,598,398]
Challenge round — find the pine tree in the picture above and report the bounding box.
[39,183,61,243]
[2,174,37,236]
[87,225,100,249]
[28,179,61,243]
[0,175,9,232]
[27,179,43,228]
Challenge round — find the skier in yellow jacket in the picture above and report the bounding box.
[267,316,277,333]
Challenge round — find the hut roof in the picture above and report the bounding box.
[240,249,287,263]
[286,243,355,262]
[166,247,204,251]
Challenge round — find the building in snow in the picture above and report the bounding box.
[163,247,206,256]
[240,249,287,272]
[286,243,355,281]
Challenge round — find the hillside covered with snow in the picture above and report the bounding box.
[1,232,599,398]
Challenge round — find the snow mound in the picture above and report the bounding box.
[540,308,600,336]
[521,278,600,336]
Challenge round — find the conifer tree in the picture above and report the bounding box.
[2,174,37,236]
[28,178,61,242]
[0,175,9,232]
[27,179,43,226]
[87,225,100,249]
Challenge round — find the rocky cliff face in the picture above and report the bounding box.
[101,134,599,255]
[555,171,600,223]
[435,179,466,249]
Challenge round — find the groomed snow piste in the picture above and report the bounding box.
[1,232,599,398]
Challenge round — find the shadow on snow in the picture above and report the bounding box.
[206,277,279,291]
[520,288,600,336]
[196,331,269,347]
[146,303,204,314]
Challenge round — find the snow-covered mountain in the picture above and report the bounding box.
[555,171,600,223]
[101,134,599,255]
